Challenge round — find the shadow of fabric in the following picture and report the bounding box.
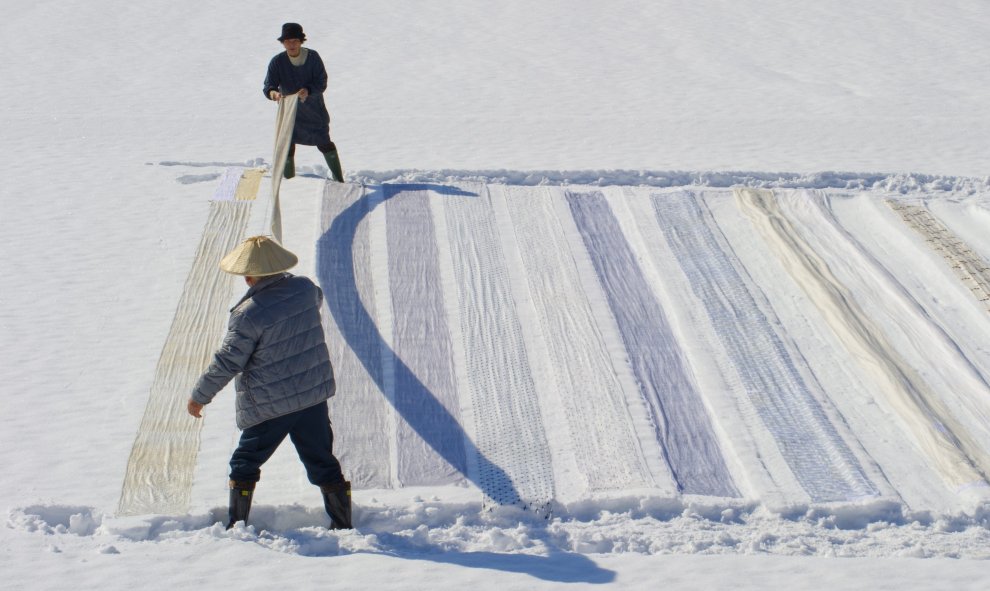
[315,182,524,506]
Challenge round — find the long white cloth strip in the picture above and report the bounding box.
[211,167,242,201]
[117,200,252,516]
[736,188,990,491]
[269,94,299,242]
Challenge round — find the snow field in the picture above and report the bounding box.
[8,1,990,586]
[11,491,990,560]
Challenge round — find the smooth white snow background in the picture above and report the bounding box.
[3,1,990,589]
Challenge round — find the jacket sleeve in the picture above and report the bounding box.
[191,310,260,405]
[263,56,281,99]
[308,51,328,95]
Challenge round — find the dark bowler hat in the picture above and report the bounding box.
[277,23,306,42]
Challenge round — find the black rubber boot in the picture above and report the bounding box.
[283,156,295,179]
[322,150,344,182]
[320,481,352,529]
[227,480,256,529]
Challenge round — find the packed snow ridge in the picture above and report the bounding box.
[11,496,990,559]
[157,162,990,195]
[349,169,990,195]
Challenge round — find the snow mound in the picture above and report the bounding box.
[10,497,990,559]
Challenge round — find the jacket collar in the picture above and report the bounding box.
[231,272,291,311]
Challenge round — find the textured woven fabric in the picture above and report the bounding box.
[219,235,297,276]
[269,94,298,242]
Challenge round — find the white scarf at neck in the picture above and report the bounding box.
[288,47,309,66]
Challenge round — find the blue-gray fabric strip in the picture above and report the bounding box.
[566,190,739,497]
[384,187,467,486]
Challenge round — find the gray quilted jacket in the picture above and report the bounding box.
[192,273,336,429]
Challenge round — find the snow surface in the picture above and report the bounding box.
[4,1,990,589]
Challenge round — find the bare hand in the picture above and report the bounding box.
[270,90,282,101]
[297,88,309,102]
[187,399,204,418]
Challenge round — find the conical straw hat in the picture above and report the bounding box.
[219,235,298,276]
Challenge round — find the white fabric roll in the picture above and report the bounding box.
[270,94,299,242]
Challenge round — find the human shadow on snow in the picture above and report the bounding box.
[356,547,616,584]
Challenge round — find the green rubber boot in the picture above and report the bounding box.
[283,156,295,179]
[323,149,344,182]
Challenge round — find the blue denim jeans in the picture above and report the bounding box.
[228,400,344,486]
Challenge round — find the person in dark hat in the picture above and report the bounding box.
[264,23,344,182]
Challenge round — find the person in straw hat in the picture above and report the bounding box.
[187,235,351,530]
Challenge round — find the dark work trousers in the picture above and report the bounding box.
[287,141,337,157]
[228,400,344,486]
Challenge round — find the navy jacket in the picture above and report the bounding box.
[263,49,333,145]
[192,273,336,429]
